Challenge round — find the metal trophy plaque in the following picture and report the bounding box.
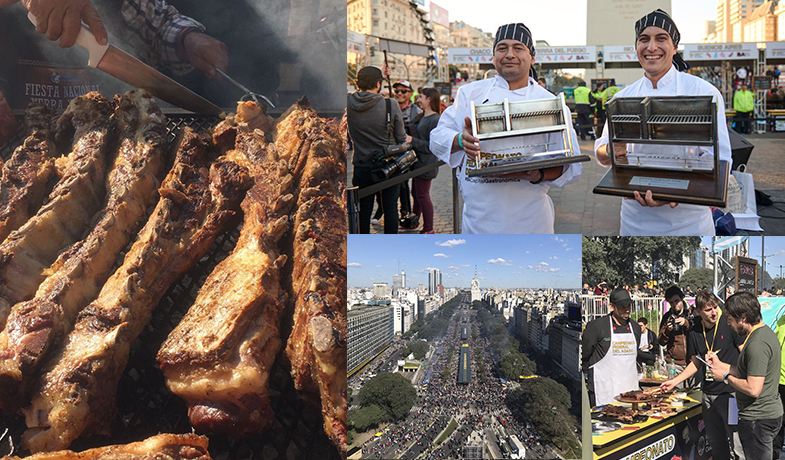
[593,95,729,207]
[466,93,589,177]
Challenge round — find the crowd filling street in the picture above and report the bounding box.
[353,294,563,459]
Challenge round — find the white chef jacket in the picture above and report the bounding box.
[594,65,733,236]
[430,75,582,234]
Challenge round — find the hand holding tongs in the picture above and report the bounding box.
[214,68,275,109]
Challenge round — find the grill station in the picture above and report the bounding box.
[593,95,730,207]
[466,93,589,177]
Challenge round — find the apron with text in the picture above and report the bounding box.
[591,316,639,406]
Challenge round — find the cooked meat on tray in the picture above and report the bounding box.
[278,100,347,456]
[158,124,294,436]
[20,128,250,453]
[620,390,649,400]
[601,405,637,423]
[0,93,114,329]
[0,90,167,411]
[0,105,57,246]
[4,433,211,460]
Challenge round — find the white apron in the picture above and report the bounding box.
[591,316,640,406]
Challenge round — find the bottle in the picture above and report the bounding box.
[669,358,676,380]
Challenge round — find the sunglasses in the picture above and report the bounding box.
[395,89,411,94]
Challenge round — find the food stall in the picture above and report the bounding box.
[592,389,710,460]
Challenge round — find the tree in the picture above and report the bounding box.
[350,405,386,432]
[359,373,417,421]
[583,237,701,287]
[498,352,536,380]
[679,268,714,290]
[507,378,575,449]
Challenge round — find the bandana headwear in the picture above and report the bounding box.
[494,23,538,80]
[635,9,690,72]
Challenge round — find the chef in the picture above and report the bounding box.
[582,288,642,407]
[594,9,732,236]
[429,22,581,234]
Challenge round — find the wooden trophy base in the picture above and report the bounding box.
[466,155,591,178]
[593,160,729,207]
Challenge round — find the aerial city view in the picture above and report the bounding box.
[346,235,582,459]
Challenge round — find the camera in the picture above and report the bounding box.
[370,143,417,182]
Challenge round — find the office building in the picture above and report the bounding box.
[348,306,395,375]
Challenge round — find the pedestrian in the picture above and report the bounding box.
[733,83,754,134]
[409,87,442,234]
[661,290,745,460]
[594,8,732,235]
[392,80,422,230]
[429,22,582,233]
[706,292,783,460]
[573,81,594,141]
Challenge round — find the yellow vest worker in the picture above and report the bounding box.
[574,85,591,104]
[606,85,621,100]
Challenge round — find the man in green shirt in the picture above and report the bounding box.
[592,83,607,137]
[573,81,593,140]
[733,83,754,134]
[707,292,783,460]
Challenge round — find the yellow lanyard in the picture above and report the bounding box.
[703,320,719,353]
[741,322,765,350]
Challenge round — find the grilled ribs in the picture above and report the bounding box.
[0,90,167,410]
[4,433,211,460]
[620,390,648,400]
[20,128,250,453]
[0,104,57,245]
[158,124,294,436]
[601,405,636,423]
[278,100,347,456]
[0,93,113,329]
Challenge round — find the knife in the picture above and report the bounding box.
[28,13,221,114]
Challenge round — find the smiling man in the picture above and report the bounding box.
[429,22,582,234]
[594,9,732,235]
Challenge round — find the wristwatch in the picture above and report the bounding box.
[530,169,545,185]
[723,372,731,384]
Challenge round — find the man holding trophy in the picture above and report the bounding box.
[429,23,582,234]
[594,9,732,235]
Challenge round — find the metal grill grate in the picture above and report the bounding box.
[510,109,561,119]
[0,112,341,460]
[611,115,641,123]
[647,114,712,124]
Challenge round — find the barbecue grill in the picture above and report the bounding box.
[466,93,589,177]
[593,95,730,207]
[0,110,343,460]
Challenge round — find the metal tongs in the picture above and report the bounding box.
[214,68,276,109]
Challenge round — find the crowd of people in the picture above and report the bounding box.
[357,305,557,459]
[583,286,785,460]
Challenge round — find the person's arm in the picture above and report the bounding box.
[714,89,733,167]
[429,87,471,168]
[390,103,408,145]
[120,0,227,77]
[707,341,769,398]
[581,322,599,371]
[661,357,700,391]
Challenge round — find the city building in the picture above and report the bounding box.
[744,0,777,42]
[392,301,413,335]
[348,306,395,375]
[547,322,582,382]
[373,282,389,298]
[392,272,404,295]
[471,274,480,303]
[429,268,442,295]
[710,0,766,43]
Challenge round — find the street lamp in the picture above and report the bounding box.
[386,54,429,85]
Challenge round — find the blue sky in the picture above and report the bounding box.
[701,237,785,279]
[428,0,716,46]
[348,234,582,289]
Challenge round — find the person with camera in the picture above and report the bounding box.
[429,22,581,234]
[408,87,442,234]
[658,285,695,390]
[660,290,745,460]
[348,66,412,234]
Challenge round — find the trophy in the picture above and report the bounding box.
[592,95,729,207]
[466,93,590,177]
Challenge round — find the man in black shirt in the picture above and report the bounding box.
[582,288,642,407]
[661,290,744,460]
[637,317,659,365]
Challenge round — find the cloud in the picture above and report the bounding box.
[549,268,561,273]
[446,264,469,271]
[488,258,513,266]
[549,256,558,260]
[437,239,466,247]
[525,251,530,254]
[553,236,565,243]
[534,262,550,272]
[512,271,522,275]
[375,265,383,268]
[565,247,573,251]
[526,265,534,269]
[348,262,362,268]
[434,253,449,258]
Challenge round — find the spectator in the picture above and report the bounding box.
[658,285,695,390]
[409,87,442,234]
[392,80,422,230]
[637,317,659,365]
[733,83,754,134]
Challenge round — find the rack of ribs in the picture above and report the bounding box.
[0,90,167,411]
[4,433,211,460]
[20,128,251,453]
[278,100,347,456]
[158,123,294,436]
[0,93,114,329]
[0,104,57,245]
